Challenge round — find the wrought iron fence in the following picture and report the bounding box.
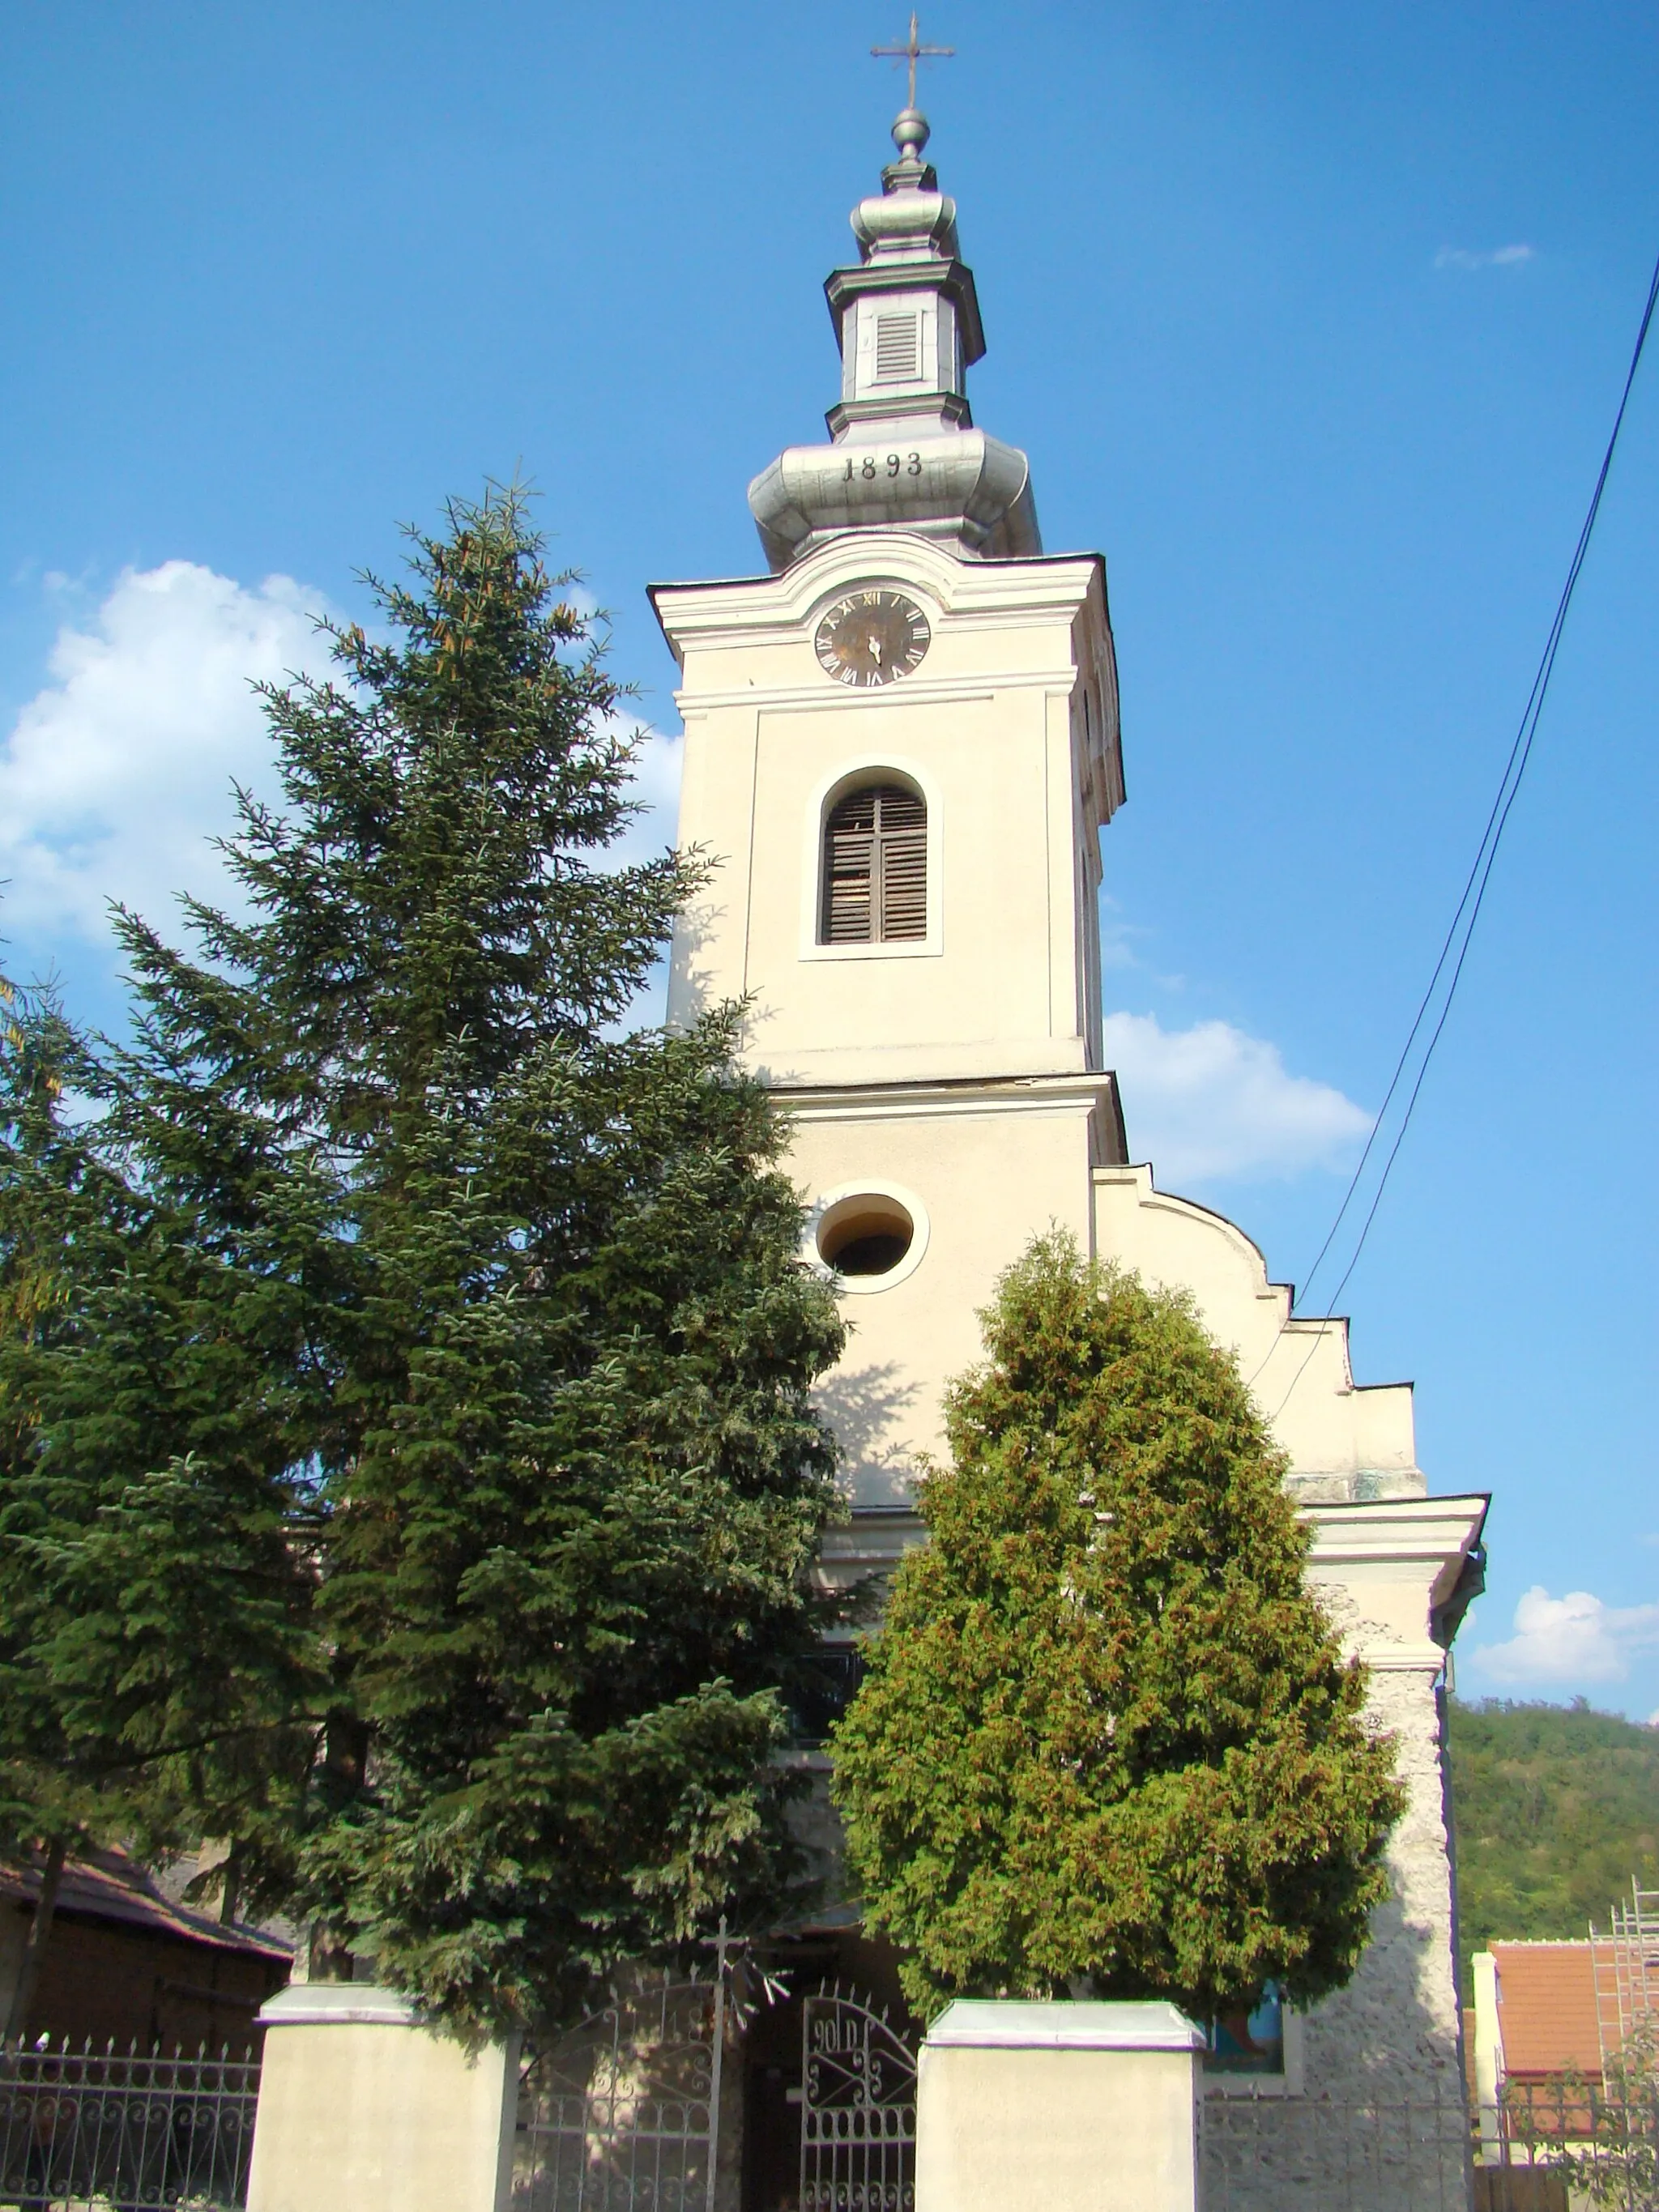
[0,2038,260,2212]
[1476,2078,1659,2211]
[1201,2081,1659,2212]
[1199,2084,1473,2212]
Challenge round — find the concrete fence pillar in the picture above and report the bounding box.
[246,1984,519,2212]
[915,1999,1205,2212]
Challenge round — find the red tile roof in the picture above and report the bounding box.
[1492,1942,1601,2079]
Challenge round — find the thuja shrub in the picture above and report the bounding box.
[830,1234,1404,2021]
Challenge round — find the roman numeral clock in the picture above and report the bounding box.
[813,589,932,687]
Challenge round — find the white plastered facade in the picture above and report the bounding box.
[656,518,1483,2130]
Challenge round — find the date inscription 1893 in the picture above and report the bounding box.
[842,450,925,481]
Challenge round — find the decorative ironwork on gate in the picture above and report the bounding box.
[800,1985,918,2212]
[514,1976,723,2212]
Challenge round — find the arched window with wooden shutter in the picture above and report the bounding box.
[821,782,928,944]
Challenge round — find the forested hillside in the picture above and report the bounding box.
[1446,1698,1659,1990]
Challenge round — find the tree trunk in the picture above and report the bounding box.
[217,1846,242,1928]
[308,1920,357,1982]
[4,1835,67,2045]
[306,1715,372,1980]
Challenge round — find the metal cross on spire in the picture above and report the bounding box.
[871,12,954,113]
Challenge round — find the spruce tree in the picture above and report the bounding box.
[830,1233,1403,2022]
[0,488,846,2037]
[0,974,320,2036]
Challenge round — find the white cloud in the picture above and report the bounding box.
[1472,1587,1659,1688]
[595,719,684,1035]
[601,722,683,872]
[1102,1010,1370,1185]
[0,562,329,945]
[1435,244,1535,271]
[1098,894,1158,977]
[0,565,687,968]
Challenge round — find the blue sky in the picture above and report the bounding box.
[2,3,1657,1722]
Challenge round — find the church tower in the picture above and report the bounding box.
[653,89,1486,2133]
[653,100,1127,1549]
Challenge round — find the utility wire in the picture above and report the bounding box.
[1254,239,1659,1416]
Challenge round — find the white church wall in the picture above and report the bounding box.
[1297,1665,1465,2096]
[748,689,1057,1076]
[783,1088,1103,1507]
[1092,1165,1423,1497]
[656,535,1115,1091]
[1300,1507,1485,2102]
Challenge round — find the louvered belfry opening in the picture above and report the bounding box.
[872,309,922,383]
[821,783,928,944]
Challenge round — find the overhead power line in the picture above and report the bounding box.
[1259,238,1659,1416]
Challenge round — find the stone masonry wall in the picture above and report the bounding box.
[1208,1659,1470,2212]
[1301,1663,1464,2100]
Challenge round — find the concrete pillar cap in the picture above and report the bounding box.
[257,1983,421,2029]
[923,1999,1205,2051]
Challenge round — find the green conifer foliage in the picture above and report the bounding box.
[830,1234,1403,2022]
[1,488,845,2036]
[0,975,322,1856]
[0,973,322,2033]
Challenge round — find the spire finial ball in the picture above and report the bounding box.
[892,106,931,164]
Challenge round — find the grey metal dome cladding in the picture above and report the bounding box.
[747,104,1041,572]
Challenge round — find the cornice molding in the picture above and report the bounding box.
[650,534,1107,656]
[772,1070,1120,1130]
[678,671,1077,716]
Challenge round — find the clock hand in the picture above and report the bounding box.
[868,636,883,664]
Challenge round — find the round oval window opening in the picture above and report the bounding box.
[817,1195,915,1280]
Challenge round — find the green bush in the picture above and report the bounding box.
[831,1234,1405,2021]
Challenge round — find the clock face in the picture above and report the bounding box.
[813,590,931,688]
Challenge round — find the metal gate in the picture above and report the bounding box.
[515,1976,723,2212]
[800,1986,918,2212]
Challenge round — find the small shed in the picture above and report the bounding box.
[0,1848,292,2052]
